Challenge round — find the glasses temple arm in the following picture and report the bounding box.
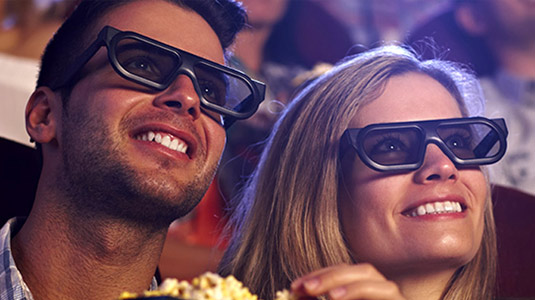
[339,131,355,157]
[49,29,108,90]
[253,80,266,100]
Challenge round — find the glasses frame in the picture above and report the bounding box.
[340,117,508,172]
[50,26,266,128]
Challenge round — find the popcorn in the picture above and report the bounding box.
[119,272,261,300]
[274,289,297,300]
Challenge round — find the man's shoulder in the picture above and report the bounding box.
[0,218,33,300]
[0,218,18,255]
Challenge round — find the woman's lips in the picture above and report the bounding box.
[403,200,465,217]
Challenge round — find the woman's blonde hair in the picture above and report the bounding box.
[218,45,496,300]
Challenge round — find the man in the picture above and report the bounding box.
[0,0,264,299]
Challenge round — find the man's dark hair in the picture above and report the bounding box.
[37,0,246,90]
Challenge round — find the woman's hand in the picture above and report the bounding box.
[290,263,406,300]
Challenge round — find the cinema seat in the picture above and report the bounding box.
[493,184,535,298]
[0,137,40,225]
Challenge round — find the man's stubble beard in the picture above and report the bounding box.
[59,107,218,229]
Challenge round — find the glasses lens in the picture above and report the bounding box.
[193,63,253,113]
[362,127,422,166]
[437,123,503,160]
[115,38,180,84]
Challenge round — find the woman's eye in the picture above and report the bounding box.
[372,138,407,154]
[444,134,471,149]
[365,136,413,165]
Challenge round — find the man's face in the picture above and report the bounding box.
[56,0,227,224]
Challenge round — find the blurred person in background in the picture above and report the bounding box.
[0,0,74,229]
[407,0,535,195]
[220,0,355,200]
[454,0,535,196]
[319,0,451,48]
[0,0,71,59]
[405,0,496,78]
[0,0,74,146]
[219,0,300,200]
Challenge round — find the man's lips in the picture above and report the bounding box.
[130,124,198,159]
[135,131,188,154]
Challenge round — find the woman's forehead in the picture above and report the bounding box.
[349,73,463,128]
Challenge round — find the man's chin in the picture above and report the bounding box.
[110,176,207,226]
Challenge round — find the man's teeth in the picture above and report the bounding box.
[408,201,463,217]
[135,131,188,154]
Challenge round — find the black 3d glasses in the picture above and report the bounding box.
[50,26,266,128]
[340,117,508,172]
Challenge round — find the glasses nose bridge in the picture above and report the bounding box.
[423,137,460,170]
[152,59,203,116]
[168,64,200,93]
[424,134,457,163]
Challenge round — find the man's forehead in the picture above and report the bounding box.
[94,0,225,65]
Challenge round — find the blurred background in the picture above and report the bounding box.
[1,0,534,297]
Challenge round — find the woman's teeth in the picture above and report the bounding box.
[135,131,188,154]
[407,201,463,217]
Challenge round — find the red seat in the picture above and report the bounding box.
[493,184,535,298]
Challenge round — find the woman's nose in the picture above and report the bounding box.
[414,144,459,183]
[153,75,201,120]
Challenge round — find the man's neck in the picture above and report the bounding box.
[11,186,167,300]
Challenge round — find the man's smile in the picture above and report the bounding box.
[130,122,198,160]
[135,131,189,155]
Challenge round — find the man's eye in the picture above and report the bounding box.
[131,59,150,70]
[124,57,161,78]
[199,80,226,105]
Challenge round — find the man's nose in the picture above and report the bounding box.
[414,144,459,183]
[153,74,201,120]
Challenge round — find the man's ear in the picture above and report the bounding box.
[455,4,488,36]
[26,87,61,145]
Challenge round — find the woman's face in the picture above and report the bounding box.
[338,72,487,279]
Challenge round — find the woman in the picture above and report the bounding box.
[218,45,508,300]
